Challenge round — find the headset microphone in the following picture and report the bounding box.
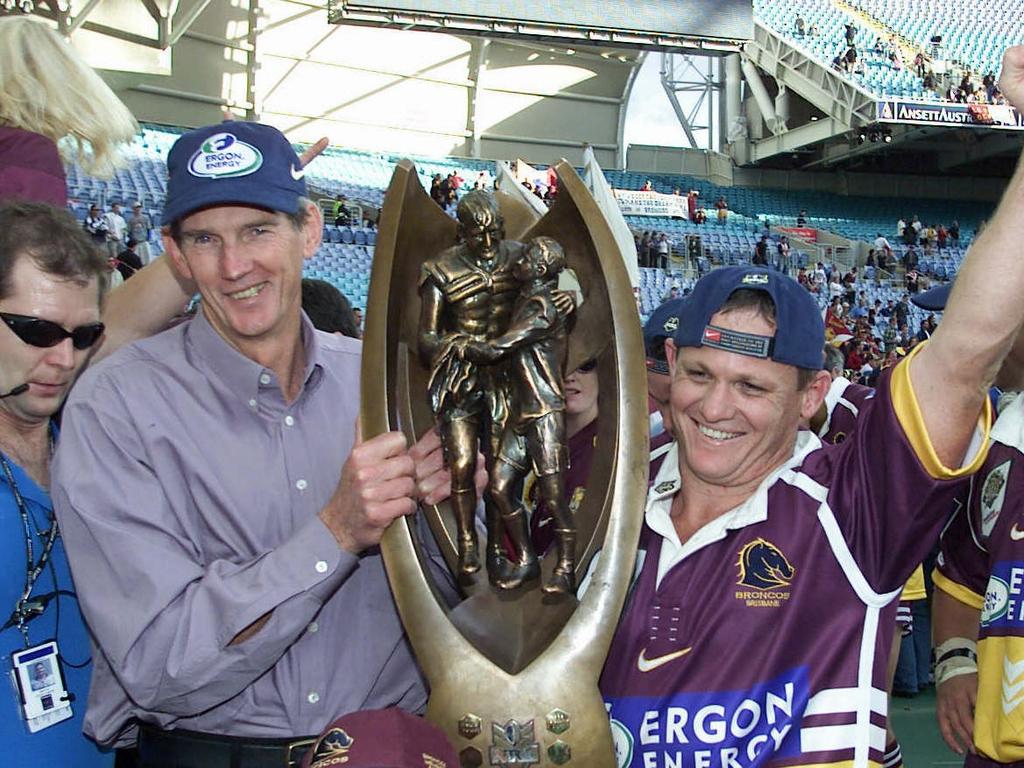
[0,384,29,399]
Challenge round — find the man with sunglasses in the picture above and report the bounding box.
[51,122,465,768]
[0,202,114,766]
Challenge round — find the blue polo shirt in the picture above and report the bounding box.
[0,449,111,767]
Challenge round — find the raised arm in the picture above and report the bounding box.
[908,46,1024,467]
[93,256,194,364]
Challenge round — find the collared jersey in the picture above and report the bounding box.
[936,392,1024,765]
[602,358,988,768]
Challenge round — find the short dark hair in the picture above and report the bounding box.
[0,202,108,303]
[165,196,313,247]
[301,278,359,338]
[716,288,820,388]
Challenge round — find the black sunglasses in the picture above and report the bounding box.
[0,313,105,351]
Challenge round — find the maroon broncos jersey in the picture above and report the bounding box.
[601,359,989,768]
[936,394,1024,765]
[818,376,875,445]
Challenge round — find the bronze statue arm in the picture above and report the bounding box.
[418,280,446,368]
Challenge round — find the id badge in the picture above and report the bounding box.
[10,641,72,732]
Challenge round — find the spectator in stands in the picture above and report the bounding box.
[936,223,948,250]
[0,17,136,208]
[865,249,876,269]
[829,274,843,302]
[353,307,363,337]
[752,234,769,266]
[795,15,806,37]
[640,231,652,268]
[430,174,445,208]
[844,22,856,47]
[641,179,653,192]
[798,267,810,290]
[949,220,961,243]
[902,221,918,246]
[714,195,729,225]
[83,204,108,247]
[959,71,974,96]
[301,278,360,339]
[127,202,153,264]
[914,51,926,78]
[661,282,681,304]
[655,233,671,270]
[896,217,906,238]
[796,209,808,227]
[102,202,127,259]
[687,190,699,220]
[904,245,919,271]
[923,223,938,254]
[894,295,910,329]
[114,238,144,281]
[777,235,791,273]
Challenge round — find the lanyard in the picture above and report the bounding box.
[0,433,58,647]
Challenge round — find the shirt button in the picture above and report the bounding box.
[308,621,319,633]
[296,479,308,491]
[248,399,257,409]
[315,560,328,574]
[307,691,320,704]
[284,416,295,427]
[259,373,271,385]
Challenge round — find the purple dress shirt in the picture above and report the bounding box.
[52,312,430,746]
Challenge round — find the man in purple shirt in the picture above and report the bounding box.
[51,122,468,767]
[599,127,1019,768]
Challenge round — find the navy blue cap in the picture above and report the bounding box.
[911,282,951,311]
[672,266,824,370]
[644,298,688,374]
[162,121,307,225]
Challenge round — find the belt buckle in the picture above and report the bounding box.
[284,737,316,767]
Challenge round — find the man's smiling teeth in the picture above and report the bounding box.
[698,424,740,440]
[229,283,265,300]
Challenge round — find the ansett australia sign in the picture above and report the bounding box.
[876,100,1024,130]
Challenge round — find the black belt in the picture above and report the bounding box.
[137,723,316,768]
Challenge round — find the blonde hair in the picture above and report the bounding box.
[0,17,138,176]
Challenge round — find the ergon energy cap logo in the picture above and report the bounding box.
[188,133,263,178]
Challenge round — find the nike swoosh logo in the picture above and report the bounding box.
[290,164,305,180]
[637,646,692,673]
[1011,524,1024,541]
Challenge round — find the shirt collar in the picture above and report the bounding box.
[185,310,324,406]
[645,430,822,556]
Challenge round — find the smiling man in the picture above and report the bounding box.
[51,122,463,767]
[600,251,1012,766]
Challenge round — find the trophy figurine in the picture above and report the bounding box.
[361,160,648,767]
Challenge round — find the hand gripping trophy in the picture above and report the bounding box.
[361,160,647,768]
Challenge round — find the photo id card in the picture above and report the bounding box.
[10,641,71,732]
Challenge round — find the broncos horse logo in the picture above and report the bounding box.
[736,538,795,590]
[309,726,354,767]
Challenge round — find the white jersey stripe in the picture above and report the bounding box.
[805,686,888,716]
[799,722,887,753]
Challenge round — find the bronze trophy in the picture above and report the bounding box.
[360,160,648,768]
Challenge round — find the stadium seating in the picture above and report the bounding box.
[66,124,982,320]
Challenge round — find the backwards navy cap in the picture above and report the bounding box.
[162,121,307,225]
[911,281,951,311]
[643,298,688,375]
[672,266,824,370]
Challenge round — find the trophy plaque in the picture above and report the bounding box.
[360,159,648,768]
